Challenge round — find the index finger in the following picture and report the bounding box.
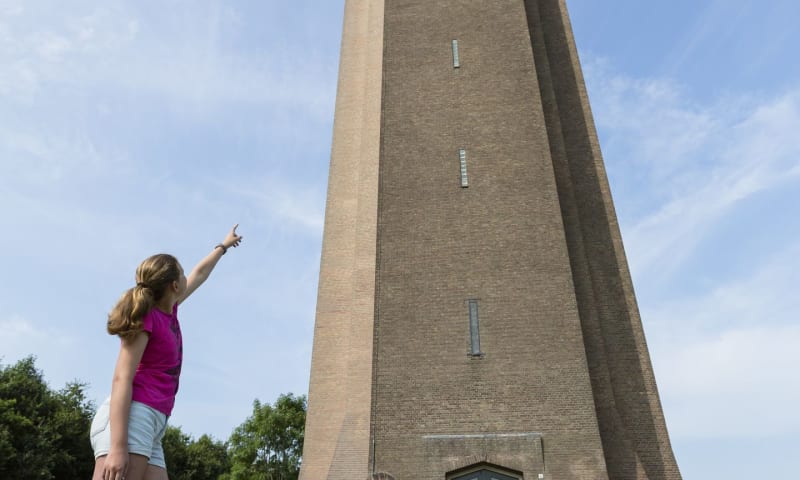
[232,223,239,235]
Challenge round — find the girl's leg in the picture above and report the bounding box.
[144,464,169,480]
[91,454,150,480]
[92,456,105,480]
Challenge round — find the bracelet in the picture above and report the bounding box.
[215,243,228,255]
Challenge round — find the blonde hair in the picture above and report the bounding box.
[107,254,180,338]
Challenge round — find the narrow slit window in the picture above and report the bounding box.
[468,299,481,355]
[452,39,460,68]
[459,148,469,187]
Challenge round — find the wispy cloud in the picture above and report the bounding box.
[585,60,800,279]
[658,0,749,78]
[658,0,800,86]
[658,323,800,438]
[0,1,336,274]
[0,314,78,364]
[0,2,337,118]
[232,176,326,233]
[0,125,120,188]
[639,242,800,440]
[645,242,800,334]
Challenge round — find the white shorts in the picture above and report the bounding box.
[90,397,169,469]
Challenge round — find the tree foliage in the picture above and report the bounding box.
[225,393,306,480]
[163,425,230,480]
[0,356,95,479]
[188,433,231,479]
[163,425,192,477]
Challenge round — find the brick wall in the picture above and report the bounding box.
[373,1,606,478]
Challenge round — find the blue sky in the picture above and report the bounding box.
[1,1,798,478]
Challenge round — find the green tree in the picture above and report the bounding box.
[164,425,230,480]
[163,425,191,477]
[48,382,98,478]
[225,393,306,480]
[0,356,95,479]
[186,434,231,479]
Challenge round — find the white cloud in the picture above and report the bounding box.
[638,202,800,440]
[0,2,336,119]
[35,32,72,59]
[658,0,749,77]
[659,325,800,397]
[1,314,42,339]
[645,242,800,333]
[585,60,800,279]
[587,65,722,182]
[655,324,800,438]
[0,314,77,363]
[233,177,325,233]
[0,125,116,188]
[0,3,23,16]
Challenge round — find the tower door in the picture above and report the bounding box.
[452,469,520,480]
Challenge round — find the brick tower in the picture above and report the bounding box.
[300,1,682,479]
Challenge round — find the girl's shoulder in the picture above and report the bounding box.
[143,303,179,328]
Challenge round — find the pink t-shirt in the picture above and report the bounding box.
[131,303,183,416]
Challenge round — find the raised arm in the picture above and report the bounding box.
[178,224,243,305]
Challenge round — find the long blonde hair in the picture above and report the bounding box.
[107,254,180,338]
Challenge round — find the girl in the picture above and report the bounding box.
[90,225,243,480]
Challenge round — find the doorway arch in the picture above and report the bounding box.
[448,464,522,480]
